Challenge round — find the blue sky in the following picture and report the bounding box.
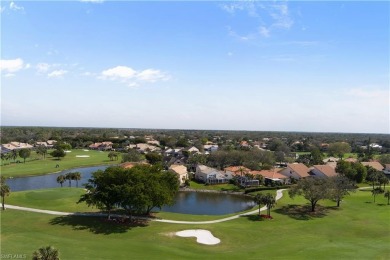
[1,1,389,133]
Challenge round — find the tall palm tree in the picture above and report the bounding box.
[262,193,276,217]
[65,173,73,187]
[56,175,65,187]
[253,194,264,215]
[73,172,81,187]
[0,176,11,210]
[384,190,390,205]
[32,245,60,260]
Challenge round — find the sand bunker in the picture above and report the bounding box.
[83,149,89,152]
[64,150,72,153]
[76,155,90,158]
[176,229,220,245]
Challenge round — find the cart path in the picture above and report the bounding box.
[4,189,286,225]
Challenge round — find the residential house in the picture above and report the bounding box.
[224,166,250,177]
[384,164,390,175]
[136,143,161,153]
[169,164,189,186]
[164,148,183,157]
[251,170,289,184]
[35,140,57,148]
[361,162,385,172]
[310,165,338,178]
[120,162,149,169]
[195,165,231,184]
[187,146,200,153]
[89,142,113,151]
[279,163,310,180]
[203,144,218,154]
[1,142,34,152]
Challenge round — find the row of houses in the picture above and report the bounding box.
[1,140,57,154]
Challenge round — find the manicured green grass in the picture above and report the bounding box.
[6,188,98,213]
[188,181,242,192]
[0,149,115,177]
[1,189,389,259]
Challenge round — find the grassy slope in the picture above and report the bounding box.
[1,190,389,259]
[0,149,115,177]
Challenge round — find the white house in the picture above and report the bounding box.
[169,164,189,186]
[203,144,218,153]
[195,165,231,184]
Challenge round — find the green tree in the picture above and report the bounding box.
[310,148,324,165]
[122,149,143,163]
[108,151,119,161]
[329,175,356,207]
[32,245,60,260]
[0,176,11,210]
[262,193,276,217]
[18,148,31,163]
[36,145,48,159]
[56,175,65,187]
[379,154,390,165]
[378,174,389,190]
[65,173,74,187]
[145,152,163,165]
[328,142,352,159]
[289,177,331,212]
[73,172,81,187]
[372,187,383,203]
[384,190,390,205]
[50,149,66,160]
[366,167,383,189]
[253,194,264,215]
[10,150,18,163]
[78,169,120,220]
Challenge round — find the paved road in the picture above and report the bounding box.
[4,189,286,225]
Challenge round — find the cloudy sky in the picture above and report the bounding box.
[1,1,389,133]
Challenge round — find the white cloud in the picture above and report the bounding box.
[222,1,293,40]
[137,69,169,82]
[36,63,51,73]
[0,58,24,73]
[101,66,137,80]
[100,66,170,86]
[48,70,68,78]
[9,1,24,11]
[0,6,6,13]
[259,26,270,37]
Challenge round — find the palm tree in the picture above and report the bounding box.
[372,187,383,203]
[56,175,65,187]
[11,150,18,163]
[73,172,81,187]
[65,173,73,187]
[32,245,60,260]
[253,194,264,215]
[384,190,390,205]
[0,176,11,210]
[262,193,276,217]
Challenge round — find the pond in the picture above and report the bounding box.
[7,166,255,215]
[7,166,110,192]
[161,191,255,215]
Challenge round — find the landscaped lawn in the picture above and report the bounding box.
[188,181,242,192]
[1,189,389,259]
[0,149,115,177]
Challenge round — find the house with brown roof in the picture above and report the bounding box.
[310,165,338,178]
[120,162,149,169]
[89,142,113,151]
[251,170,289,184]
[361,162,384,172]
[2,142,34,152]
[169,165,188,186]
[279,163,310,180]
[224,166,250,177]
